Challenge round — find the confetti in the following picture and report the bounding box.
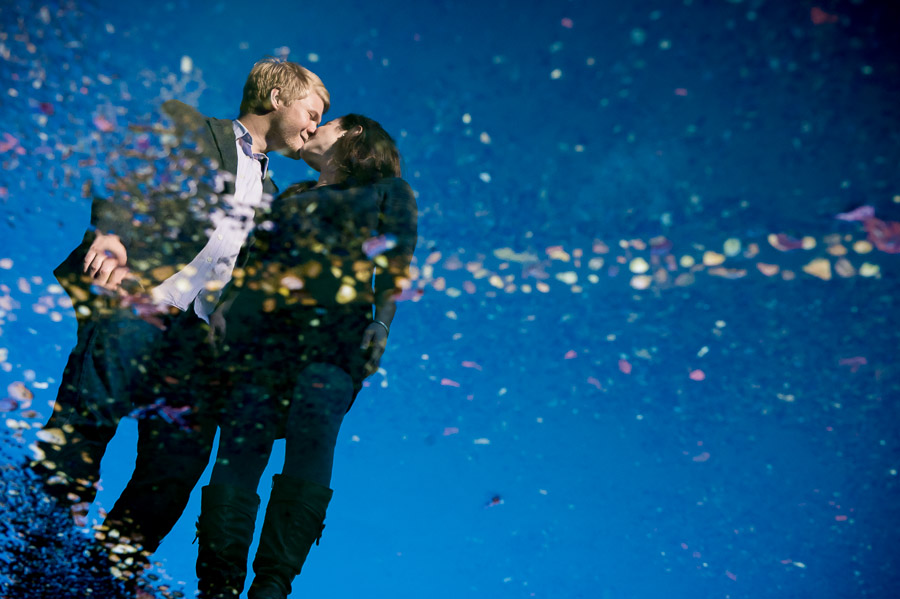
[802,258,832,280]
[811,7,839,25]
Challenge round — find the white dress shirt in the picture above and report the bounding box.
[152,120,270,322]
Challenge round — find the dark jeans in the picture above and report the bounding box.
[35,307,218,552]
[210,362,356,491]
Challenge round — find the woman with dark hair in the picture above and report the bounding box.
[194,114,418,599]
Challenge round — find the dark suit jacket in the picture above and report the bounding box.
[55,100,278,318]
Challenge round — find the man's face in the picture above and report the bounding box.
[272,91,325,159]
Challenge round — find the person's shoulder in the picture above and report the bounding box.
[277,180,318,199]
[378,177,415,196]
[160,100,216,132]
[161,99,202,120]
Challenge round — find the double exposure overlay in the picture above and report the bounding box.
[1,1,898,598]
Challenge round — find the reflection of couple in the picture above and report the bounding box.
[34,58,417,598]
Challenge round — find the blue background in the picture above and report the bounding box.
[1,0,899,597]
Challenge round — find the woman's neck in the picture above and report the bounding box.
[314,160,342,187]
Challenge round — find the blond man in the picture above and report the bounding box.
[36,58,329,586]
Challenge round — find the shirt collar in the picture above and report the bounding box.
[233,119,269,180]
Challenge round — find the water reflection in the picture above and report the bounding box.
[13,55,417,598]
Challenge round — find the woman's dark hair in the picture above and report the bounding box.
[331,114,402,185]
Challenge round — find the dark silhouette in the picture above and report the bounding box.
[30,58,329,591]
[194,114,418,599]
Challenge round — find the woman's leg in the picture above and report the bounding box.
[248,362,355,599]
[282,362,356,485]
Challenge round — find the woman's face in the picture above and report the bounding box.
[300,118,345,167]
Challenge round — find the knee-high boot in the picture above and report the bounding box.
[247,475,333,599]
[195,484,260,599]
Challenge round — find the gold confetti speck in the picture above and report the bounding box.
[702,251,725,266]
[859,263,880,277]
[629,257,650,274]
[853,240,873,254]
[803,258,832,281]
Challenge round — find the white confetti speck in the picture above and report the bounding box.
[550,68,562,79]
[307,53,320,62]
[479,172,491,183]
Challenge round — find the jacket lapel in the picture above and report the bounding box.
[207,118,238,173]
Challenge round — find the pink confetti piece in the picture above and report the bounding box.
[394,287,424,302]
[586,376,603,390]
[440,378,460,387]
[7,382,33,401]
[726,571,737,581]
[561,17,573,28]
[689,369,706,381]
[864,217,900,253]
[838,356,867,373]
[93,114,115,132]
[650,237,673,255]
[0,398,18,412]
[564,350,577,359]
[362,234,397,258]
[443,427,459,436]
[692,452,711,462]
[680,543,689,550]
[811,6,838,25]
[780,559,793,565]
[835,515,848,521]
[461,361,483,370]
[835,205,875,222]
[770,233,804,251]
[674,88,688,96]
[0,133,20,153]
[618,359,632,374]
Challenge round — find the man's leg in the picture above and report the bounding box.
[101,313,220,553]
[32,317,137,514]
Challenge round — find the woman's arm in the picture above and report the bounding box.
[361,178,419,374]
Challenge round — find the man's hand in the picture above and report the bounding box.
[207,307,228,357]
[84,232,130,290]
[360,322,388,376]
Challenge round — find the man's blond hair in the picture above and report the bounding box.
[239,58,330,116]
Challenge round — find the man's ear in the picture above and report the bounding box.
[267,87,282,111]
[349,125,364,137]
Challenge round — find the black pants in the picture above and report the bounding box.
[35,307,218,551]
[210,363,357,491]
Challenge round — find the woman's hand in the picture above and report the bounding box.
[360,322,388,376]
